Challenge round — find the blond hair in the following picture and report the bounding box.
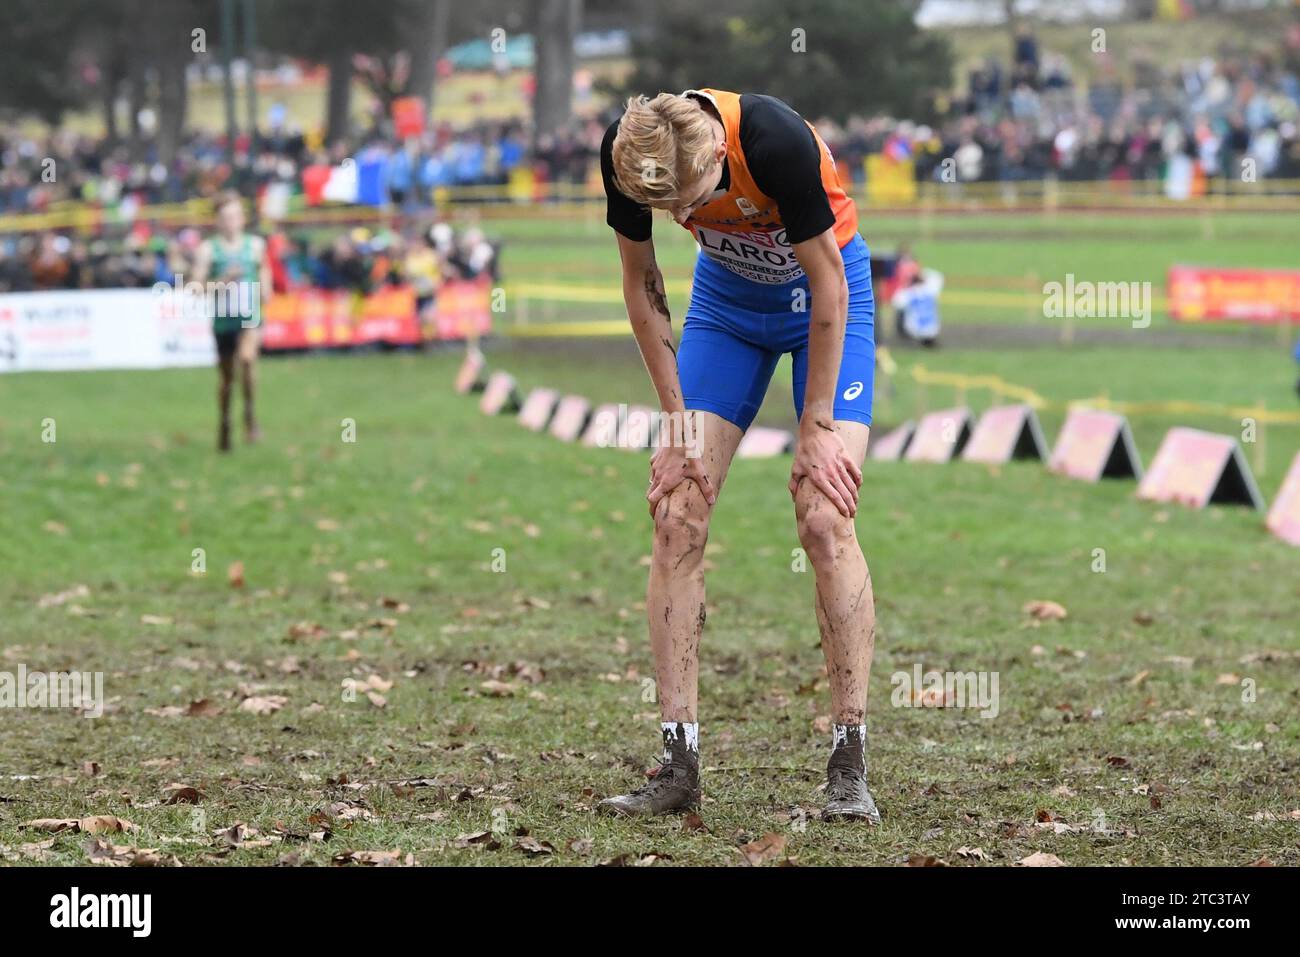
[612,93,716,207]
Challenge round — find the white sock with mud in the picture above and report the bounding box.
[831,724,867,770]
[662,721,699,762]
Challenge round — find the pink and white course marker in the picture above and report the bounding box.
[904,407,972,463]
[454,349,485,394]
[869,421,914,461]
[737,427,794,459]
[518,388,561,432]
[549,395,592,443]
[963,404,1048,464]
[1265,451,1300,546]
[479,372,520,416]
[1136,427,1263,510]
[1048,408,1143,482]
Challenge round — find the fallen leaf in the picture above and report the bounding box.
[739,832,787,866]
[37,584,90,608]
[240,695,288,716]
[682,813,708,833]
[23,815,137,835]
[187,698,223,717]
[1017,851,1066,867]
[1023,600,1067,621]
[514,836,554,856]
[332,849,410,866]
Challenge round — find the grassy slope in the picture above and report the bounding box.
[1,347,1297,866]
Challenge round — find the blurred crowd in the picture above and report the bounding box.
[0,218,498,295]
[816,28,1300,184]
[0,111,604,218]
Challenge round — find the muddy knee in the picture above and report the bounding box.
[652,482,712,573]
[795,484,855,568]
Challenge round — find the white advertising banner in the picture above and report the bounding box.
[0,289,214,373]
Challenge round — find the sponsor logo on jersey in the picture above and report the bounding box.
[693,225,802,284]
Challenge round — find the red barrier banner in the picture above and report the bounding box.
[435,279,493,341]
[262,282,491,350]
[1265,451,1300,546]
[1167,265,1300,323]
[1137,427,1264,510]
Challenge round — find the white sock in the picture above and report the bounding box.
[832,724,867,764]
[662,721,699,760]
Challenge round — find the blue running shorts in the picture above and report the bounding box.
[677,232,875,432]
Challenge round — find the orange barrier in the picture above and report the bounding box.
[260,279,491,350]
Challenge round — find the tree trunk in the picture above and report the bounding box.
[531,0,581,150]
[101,57,122,145]
[155,2,191,171]
[325,46,353,146]
[127,55,147,161]
[406,0,450,122]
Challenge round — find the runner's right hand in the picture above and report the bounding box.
[646,442,716,519]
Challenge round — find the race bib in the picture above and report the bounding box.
[693,226,803,285]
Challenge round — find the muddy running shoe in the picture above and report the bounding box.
[822,755,881,823]
[598,728,700,817]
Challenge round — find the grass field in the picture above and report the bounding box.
[1,333,1298,866]
[489,208,1300,333]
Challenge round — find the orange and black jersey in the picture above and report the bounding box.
[601,90,858,256]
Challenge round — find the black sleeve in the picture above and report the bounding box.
[738,94,836,245]
[600,119,652,242]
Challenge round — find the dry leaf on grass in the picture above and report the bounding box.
[739,832,787,866]
[1017,851,1067,867]
[332,849,412,866]
[84,838,177,867]
[239,695,287,715]
[37,584,90,608]
[514,836,554,857]
[1023,600,1067,622]
[23,815,137,835]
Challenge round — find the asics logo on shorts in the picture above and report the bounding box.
[842,381,864,401]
